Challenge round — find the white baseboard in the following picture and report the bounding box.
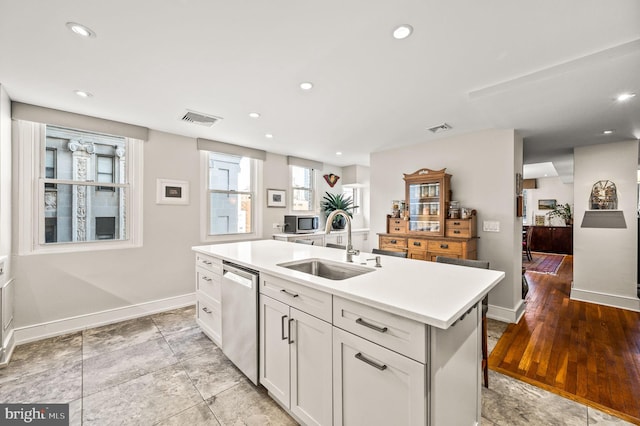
[570,288,640,312]
[14,293,196,345]
[487,300,525,324]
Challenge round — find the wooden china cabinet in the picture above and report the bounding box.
[378,168,478,261]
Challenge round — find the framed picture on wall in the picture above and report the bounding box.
[156,179,189,205]
[267,189,286,208]
[538,199,557,210]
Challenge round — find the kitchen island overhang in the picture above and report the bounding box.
[193,239,504,329]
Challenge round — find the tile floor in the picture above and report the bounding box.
[0,307,632,425]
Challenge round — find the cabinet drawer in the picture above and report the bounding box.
[427,240,462,254]
[333,328,426,426]
[445,218,476,238]
[196,266,221,303]
[407,238,427,253]
[195,253,223,274]
[196,293,221,346]
[333,296,427,363]
[260,273,332,322]
[379,236,407,251]
[388,218,407,234]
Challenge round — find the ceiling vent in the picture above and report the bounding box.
[427,123,452,133]
[181,110,222,127]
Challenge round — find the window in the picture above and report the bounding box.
[342,187,360,215]
[291,165,314,211]
[207,152,255,236]
[96,155,115,191]
[16,120,143,254]
[95,217,116,240]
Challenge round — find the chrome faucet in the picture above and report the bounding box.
[325,209,360,262]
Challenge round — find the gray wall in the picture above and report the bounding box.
[11,127,363,330]
[370,129,523,321]
[13,130,201,327]
[0,85,10,278]
[572,140,639,310]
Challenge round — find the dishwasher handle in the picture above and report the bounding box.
[223,264,258,289]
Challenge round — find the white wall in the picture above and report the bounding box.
[572,140,639,311]
[370,129,524,322]
[0,85,11,278]
[524,176,574,226]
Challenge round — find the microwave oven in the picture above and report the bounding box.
[284,215,319,234]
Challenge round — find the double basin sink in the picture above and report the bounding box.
[278,258,374,281]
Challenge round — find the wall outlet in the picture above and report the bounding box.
[0,259,4,275]
[482,220,500,232]
[272,223,281,229]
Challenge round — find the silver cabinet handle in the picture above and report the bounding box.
[356,318,388,333]
[202,307,212,314]
[281,315,288,341]
[288,318,295,344]
[280,289,299,298]
[202,276,212,282]
[201,260,212,265]
[355,352,387,371]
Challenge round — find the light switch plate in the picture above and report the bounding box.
[483,220,500,232]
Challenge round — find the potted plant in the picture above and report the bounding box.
[320,192,358,230]
[547,203,573,226]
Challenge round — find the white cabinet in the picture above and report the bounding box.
[259,278,332,426]
[195,253,222,346]
[333,327,426,426]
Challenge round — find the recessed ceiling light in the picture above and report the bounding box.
[299,82,313,91]
[265,133,273,139]
[336,151,342,156]
[248,112,261,118]
[66,22,96,38]
[392,24,413,40]
[616,93,636,101]
[74,90,93,98]
[603,129,614,135]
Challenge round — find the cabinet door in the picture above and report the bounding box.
[290,308,333,426]
[259,294,290,408]
[333,328,426,426]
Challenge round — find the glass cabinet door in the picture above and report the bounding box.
[408,182,441,233]
[403,168,450,237]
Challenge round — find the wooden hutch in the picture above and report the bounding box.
[378,168,478,261]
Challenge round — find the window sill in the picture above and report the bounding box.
[20,239,142,256]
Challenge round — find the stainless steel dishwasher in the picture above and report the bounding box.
[221,261,259,385]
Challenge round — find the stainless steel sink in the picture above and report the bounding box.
[278,258,374,281]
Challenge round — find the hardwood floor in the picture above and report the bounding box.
[489,255,640,425]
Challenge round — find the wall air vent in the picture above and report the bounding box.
[181,110,222,127]
[427,123,452,133]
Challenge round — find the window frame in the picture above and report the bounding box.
[290,165,315,212]
[96,154,116,192]
[199,150,262,243]
[16,121,143,255]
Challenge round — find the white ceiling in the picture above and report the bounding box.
[1,1,639,171]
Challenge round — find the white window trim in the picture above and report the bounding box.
[199,150,263,243]
[16,120,143,255]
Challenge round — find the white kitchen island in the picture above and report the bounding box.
[193,240,504,426]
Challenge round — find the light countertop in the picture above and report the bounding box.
[193,240,504,329]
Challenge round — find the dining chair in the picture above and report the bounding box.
[325,243,346,249]
[522,226,533,261]
[371,248,408,258]
[435,256,491,388]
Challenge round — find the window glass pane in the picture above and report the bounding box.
[292,188,312,211]
[209,192,252,235]
[291,165,311,189]
[291,165,313,211]
[343,187,360,215]
[209,153,251,192]
[42,184,126,243]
